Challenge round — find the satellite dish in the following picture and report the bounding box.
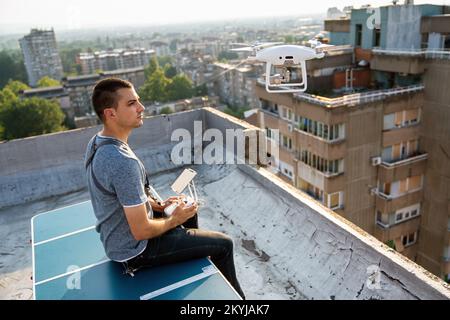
[358,59,369,67]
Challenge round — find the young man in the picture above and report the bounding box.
[84,78,244,299]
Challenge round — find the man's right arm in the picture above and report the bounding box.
[123,202,198,241]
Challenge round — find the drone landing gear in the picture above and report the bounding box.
[265,61,307,93]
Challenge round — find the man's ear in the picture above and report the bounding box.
[104,108,116,119]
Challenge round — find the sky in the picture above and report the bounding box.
[0,0,449,32]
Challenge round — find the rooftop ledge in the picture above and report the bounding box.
[257,79,424,108]
[0,107,449,300]
[372,48,450,60]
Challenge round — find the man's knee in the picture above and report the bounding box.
[216,232,234,254]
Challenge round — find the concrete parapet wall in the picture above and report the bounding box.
[0,110,203,209]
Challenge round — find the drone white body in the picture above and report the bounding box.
[252,45,325,93]
[254,45,324,65]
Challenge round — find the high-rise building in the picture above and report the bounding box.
[19,29,64,87]
[251,3,450,282]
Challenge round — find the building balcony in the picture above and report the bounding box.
[374,215,421,244]
[382,125,421,148]
[375,189,423,215]
[378,153,428,183]
[297,161,344,193]
[295,128,345,160]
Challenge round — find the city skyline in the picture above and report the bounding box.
[1,0,449,34]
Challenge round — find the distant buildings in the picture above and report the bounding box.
[211,61,264,109]
[149,40,170,56]
[19,67,146,128]
[77,49,154,75]
[19,29,64,87]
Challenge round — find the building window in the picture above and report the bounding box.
[328,191,343,210]
[384,110,421,131]
[355,24,362,47]
[402,232,417,247]
[299,149,343,175]
[408,175,422,191]
[373,28,381,47]
[296,116,344,142]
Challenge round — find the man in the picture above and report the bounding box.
[84,78,245,299]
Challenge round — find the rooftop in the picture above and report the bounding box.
[0,108,449,300]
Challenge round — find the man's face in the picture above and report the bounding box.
[110,87,145,129]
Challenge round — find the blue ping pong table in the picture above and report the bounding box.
[31,201,242,300]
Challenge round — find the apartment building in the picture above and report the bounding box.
[77,49,154,75]
[19,29,64,87]
[212,61,264,109]
[252,3,450,282]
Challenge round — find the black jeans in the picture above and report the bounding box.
[126,212,245,299]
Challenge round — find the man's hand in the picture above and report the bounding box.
[162,196,182,208]
[171,201,198,226]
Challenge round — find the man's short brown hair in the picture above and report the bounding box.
[92,78,133,122]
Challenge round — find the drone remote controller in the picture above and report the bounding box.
[164,197,196,216]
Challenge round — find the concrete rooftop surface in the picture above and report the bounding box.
[0,108,449,300]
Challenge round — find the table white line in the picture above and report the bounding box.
[34,226,96,246]
[140,265,218,300]
[35,259,111,286]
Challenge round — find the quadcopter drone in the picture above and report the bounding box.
[231,41,327,93]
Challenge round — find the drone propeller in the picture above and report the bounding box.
[230,46,254,52]
[230,41,284,52]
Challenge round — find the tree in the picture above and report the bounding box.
[224,105,250,119]
[194,83,208,96]
[159,106,173,115]
[4,80,30,95]
[37,76,61,87]
[0,97,65,140]
[166,74,193,101]
[139,68,170,103]
[59,48,82,75]
[0,50,27,88]
[157,56,173,67]
[284,35,295,44]
[144,56,159,79]
[0,87,18,107]
[163,63,177,79]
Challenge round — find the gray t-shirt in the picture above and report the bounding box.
[85,134,152,262]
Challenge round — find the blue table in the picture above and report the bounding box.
[31,201,242,300]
